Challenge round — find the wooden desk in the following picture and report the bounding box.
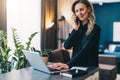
[0,67,99,80]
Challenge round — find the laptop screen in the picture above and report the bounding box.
[22,50,51,73]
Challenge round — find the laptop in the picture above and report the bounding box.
[22,50,70,74]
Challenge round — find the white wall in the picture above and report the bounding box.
[7,0,41,51]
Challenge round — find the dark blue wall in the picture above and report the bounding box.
[93,2,120,46]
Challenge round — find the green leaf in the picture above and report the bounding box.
[12,57,17,61]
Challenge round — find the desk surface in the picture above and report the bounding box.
[0,67,99,80]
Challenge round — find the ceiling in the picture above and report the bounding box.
[89,0,120,4]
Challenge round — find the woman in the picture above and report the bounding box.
[49,0,101,69]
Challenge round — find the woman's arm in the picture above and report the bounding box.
[64,29,77,49]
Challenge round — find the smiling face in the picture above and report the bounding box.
[74,3,90,23]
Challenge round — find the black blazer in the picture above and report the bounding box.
[64,24,101,68]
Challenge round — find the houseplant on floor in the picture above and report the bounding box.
[0,30,12,73]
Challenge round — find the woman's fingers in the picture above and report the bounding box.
[48,62,69,69]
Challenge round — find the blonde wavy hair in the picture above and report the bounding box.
[71,0,95,36]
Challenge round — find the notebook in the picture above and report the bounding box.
[22,50,70,74]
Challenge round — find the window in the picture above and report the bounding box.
[113,22,120,41]
[7,0,41,50]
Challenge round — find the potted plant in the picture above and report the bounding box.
[41,49,52,64]
[0,30,12,73]
[11,28,38,69]
[31,47,52,64]
[0,28,38,73]
[31,47,51,64]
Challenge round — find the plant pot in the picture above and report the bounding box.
[42,56,48,64]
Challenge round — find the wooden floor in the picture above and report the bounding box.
[116,74,120,80]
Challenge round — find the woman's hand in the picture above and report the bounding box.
[48,62,69,70]
[72,14,80,31]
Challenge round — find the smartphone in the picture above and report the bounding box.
[74,17,80,25]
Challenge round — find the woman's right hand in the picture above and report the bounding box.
[48,62,69,70]
[72,14,80,31]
